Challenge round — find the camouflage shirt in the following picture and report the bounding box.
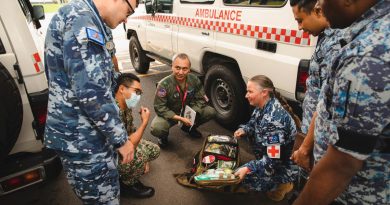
[154,73,207,120]
[239,97,297,179]
[44,0,128,158]
[119,107,136,135]
[315,0,390,204]
[301,28,343,134]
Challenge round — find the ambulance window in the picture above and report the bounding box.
[180,0,215,4]
[0,38,5,54]
[224,0,286,7]
[155,0,174,13]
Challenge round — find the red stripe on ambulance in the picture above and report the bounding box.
[131,15,311,46]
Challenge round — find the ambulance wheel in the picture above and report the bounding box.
[205,64,249,128]
[129,35,150,74]
[0,63,23,162]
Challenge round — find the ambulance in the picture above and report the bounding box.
[0,0,61,195]
[125,0,314,127]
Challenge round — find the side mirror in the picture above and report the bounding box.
[32,5,45,20]
[145,0,155,15]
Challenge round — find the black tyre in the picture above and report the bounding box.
[0,63,23,162]
[129,35,150,74]
[204,64,249,128]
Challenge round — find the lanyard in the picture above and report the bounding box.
[83,0,115,53]
[176,84,188,110]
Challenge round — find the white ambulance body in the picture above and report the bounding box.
[0,0,61,195]
[126,0,314,126]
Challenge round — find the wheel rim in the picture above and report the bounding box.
[211,78,233,115]
[130,42,140,69]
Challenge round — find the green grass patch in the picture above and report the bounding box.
[33,3,63,13]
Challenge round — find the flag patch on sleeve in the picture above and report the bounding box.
[86,27,104,46]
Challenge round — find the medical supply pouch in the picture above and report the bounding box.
[175,134,240,189]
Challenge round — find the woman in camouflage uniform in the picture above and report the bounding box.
[114,73,160,198]
[234,75,297,202]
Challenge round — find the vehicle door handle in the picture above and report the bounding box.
[164,24,170,28]
[201,32,209,36]
[148,23,155,27]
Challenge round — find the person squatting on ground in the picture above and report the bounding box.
[289,0,344,171]
[150,53,216,148]
[293,0,390,204]
[44,0,138,204]
[233,75,297,202]
[114,73,160,198]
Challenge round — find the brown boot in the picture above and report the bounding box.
[266,182,293,202]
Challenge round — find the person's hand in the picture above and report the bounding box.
[139,106,150,125]
[291,147,311,171]
[180,117,192,127]
[234,128,245,139]
[144,162,150,174]
[234,167,251,180]
[118,140,135,164]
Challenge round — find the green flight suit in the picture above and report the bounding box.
[151,73,216,138]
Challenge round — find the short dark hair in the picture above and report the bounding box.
[115,72,140,93]
[290,0,317,13]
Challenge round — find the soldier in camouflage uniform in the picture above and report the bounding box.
[234,75,297,202]
[151,53,216,147]
[294,0,390,204]
[289,0,344,171]
[44,0,138,204]
[114,73,160,198]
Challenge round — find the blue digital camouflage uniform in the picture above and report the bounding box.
[44,0,128,204]
[314,0,390,204]
[301,28,343,134]
[238,97,297,191]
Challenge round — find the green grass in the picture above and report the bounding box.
[33,3,64,13]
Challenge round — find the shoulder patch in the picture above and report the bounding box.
[157,88,167,97]
[86,27,104,46]
[267,134,280,144]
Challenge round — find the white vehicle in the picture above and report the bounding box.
[0,0,61,195]
[126,0,314,126]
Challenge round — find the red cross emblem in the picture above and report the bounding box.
[267,145,280,159]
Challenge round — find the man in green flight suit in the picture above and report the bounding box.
[151,53,216,148]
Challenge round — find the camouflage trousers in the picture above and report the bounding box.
[57,150,120,205]
[118,139,160,186]
[150,105,216,138]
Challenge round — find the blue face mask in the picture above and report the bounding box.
[124,92,141,108]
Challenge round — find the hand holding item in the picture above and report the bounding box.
[234,166,251,180]
[181,116,192,127]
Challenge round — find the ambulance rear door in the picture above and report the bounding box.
[145,0,175,59]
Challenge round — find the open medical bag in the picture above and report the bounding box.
[175,134,241,189]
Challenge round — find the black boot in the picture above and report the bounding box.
[158,136,168,148]
[189,128,202,138]
[120,180,155,198]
